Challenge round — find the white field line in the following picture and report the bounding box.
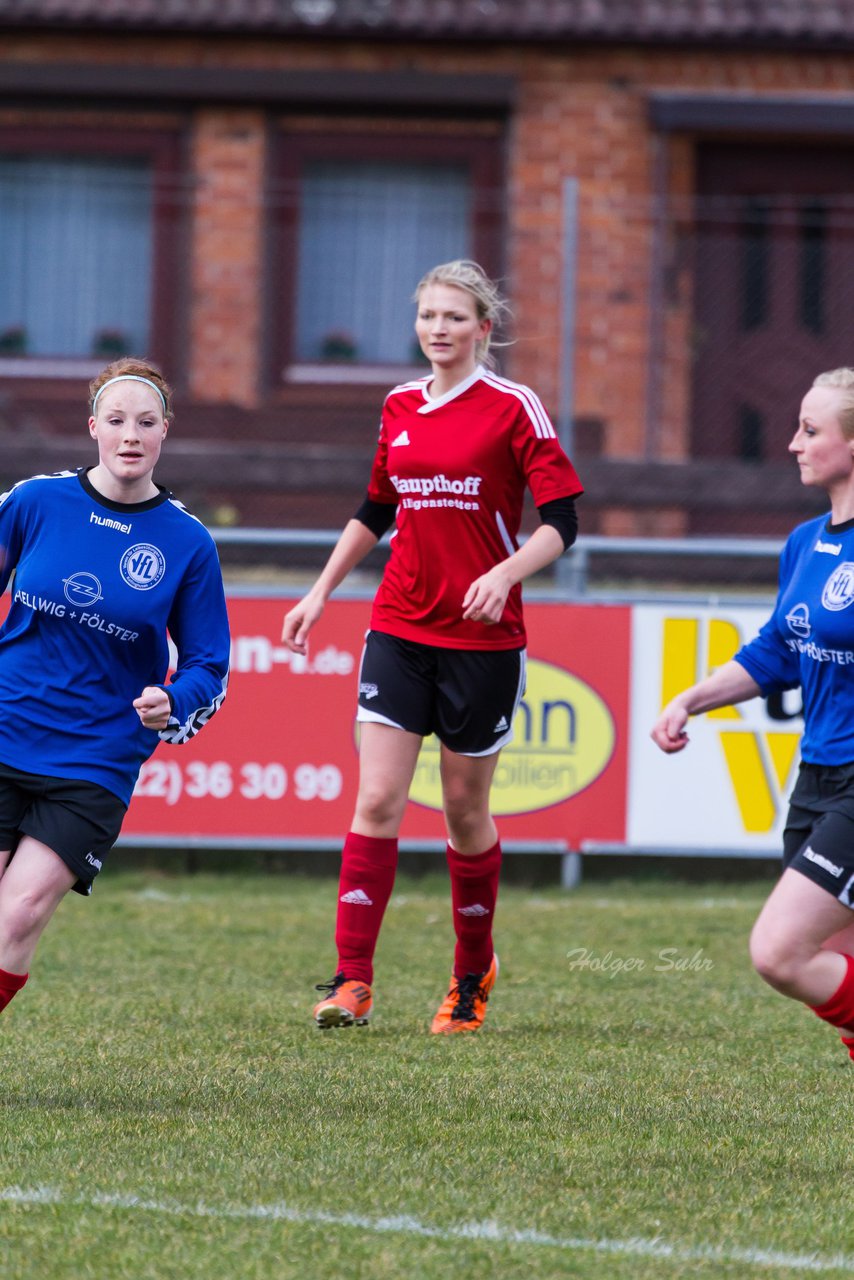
[1,1185,852,1273]
[588,898,753,910]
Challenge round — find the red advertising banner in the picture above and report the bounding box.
[124,597,631,848]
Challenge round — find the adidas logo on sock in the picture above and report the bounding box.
[340,889,374,906]
[493,715,509,732]
[391,430,410,447]
[457,903,490,916]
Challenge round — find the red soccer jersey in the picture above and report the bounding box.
[366,367,583,650]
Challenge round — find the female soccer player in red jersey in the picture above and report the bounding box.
[282,260,583,1033]
[653,368,854,1063]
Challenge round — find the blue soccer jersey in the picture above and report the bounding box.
[0,468,230,804]
[735,513,854,764]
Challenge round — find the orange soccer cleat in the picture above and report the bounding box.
[430,954,499,1034]
[313,973,373,1029]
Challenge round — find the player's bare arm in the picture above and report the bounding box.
[650,660,762,753]
[282,519,379,653]
[462,525,565,624]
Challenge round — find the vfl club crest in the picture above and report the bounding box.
[120,543,166,591]
[822,562,854,612]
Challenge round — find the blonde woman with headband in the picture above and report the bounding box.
[283,260,584,1034]
[0,357,230,1025]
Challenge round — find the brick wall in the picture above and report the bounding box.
[4,32,854,532]
[188,109,266,407]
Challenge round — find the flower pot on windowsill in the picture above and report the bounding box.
[319,332,358,362]
[0,327,27,356]
[92,329,131,358]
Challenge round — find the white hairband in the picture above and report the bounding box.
[92,374,167,415]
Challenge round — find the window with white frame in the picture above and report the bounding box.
[295,161,471,366]
[0,155,153,359]
[271,126,504,379]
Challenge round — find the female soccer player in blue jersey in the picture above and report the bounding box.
[653,367,854,1062]
[0,357,230,1022]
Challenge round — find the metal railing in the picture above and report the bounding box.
[212,528,785,600]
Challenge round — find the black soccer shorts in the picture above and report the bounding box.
[782,761,854,906]
[356,630,526,756]
[0,762,127,897]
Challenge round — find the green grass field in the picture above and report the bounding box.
[0,866,852,1280]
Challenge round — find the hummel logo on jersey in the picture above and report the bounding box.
[340,889,374,906]
[457,903,490,917]
[391,430,411,447]
[493,715,509,733]
[816,539,842,556]
[89,511,132,535]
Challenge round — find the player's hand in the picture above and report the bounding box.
[462,567,513,625]
[133,686,172,731]
[282,594,324,654]
[650,701,690,753]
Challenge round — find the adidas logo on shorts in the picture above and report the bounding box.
[493,715,509,732]
[338,890,371,911]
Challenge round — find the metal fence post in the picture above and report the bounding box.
[555,176,579,595]
[561,851,582,889]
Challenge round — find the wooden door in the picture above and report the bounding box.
[691,143,854,505]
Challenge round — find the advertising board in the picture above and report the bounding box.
[124,598,632,848]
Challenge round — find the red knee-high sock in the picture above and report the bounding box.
[810,954,854,1057]
[0,967,28,1014]
[334,832,398,986]
[446,840,502,978]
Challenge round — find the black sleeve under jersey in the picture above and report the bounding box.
[537,496,579,551]
[353,493,398,538]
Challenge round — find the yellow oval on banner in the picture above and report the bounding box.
[409,658,615,816]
